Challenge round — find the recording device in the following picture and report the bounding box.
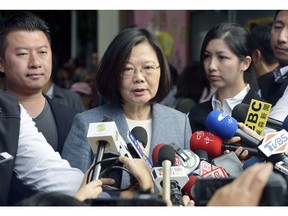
[131,126,147,148]
[87,120,132,180]
[182,175,199,200]
[157,144,175,202]
[152,166,189,194]
[127,130,153,170]
[170,142,200,174]
[232,103,288,131]
[231,99,272,136]
[206,110,262,148]
[211,151,243,177]
[205,111,288,164]
[127,126,148,159]
[243,157,265,170]
[152,144,188,206]
[193,171,288,206]
[190,130,264,158]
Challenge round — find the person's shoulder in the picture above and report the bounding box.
[154,103,187,116]
[189,101,210,114]
[45,95,78,114]
[54,84,81,99]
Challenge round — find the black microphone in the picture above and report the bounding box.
[127,126,148,158]
[131,126,148,148]
[232,103,288,131]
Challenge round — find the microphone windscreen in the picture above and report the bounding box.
[182,175,198,200]
[242,157,264,170]
[152,143,166,166]
[206,110,238,139]
[190,131,222,157]
[158,145,176,165]
[131,126,148,148]
[232,103,249,123]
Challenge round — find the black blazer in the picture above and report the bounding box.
[188,88,264,133]
[0,91,20,205]
[45,95,78,154]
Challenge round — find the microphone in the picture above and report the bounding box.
[151,144,188,206]
[131,126,148,148]
[152,143,200,175]
[152,143,167,166]
[190,131,222,157]
[157,145,175,202]
[87,120,132,180]
[206,110,262,148]
[190,131,266,158]
[169,142,200,175]
[232,103,288,131]
[182,175,199,200]
[242,157,265,170]
[127,126,148,158]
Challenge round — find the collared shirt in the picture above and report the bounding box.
[273,65,288,81]
[15,104,84,195]
[211,84,250,116]
[45,83,54,99]
[269,85,288,122]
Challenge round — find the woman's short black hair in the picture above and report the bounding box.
[96,26,171,104]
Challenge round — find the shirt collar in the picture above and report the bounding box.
[45,83,54,99]
[212,84,250,116]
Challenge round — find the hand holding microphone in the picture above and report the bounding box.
[206,110,262,149]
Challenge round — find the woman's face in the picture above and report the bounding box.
[203,38,246,90]
[119,41,161,107]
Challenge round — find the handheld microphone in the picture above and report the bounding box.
[152,143,200,174]
[87,120,132,180]
[232,103,288,131]
[127,126,148,158]
[152,143,167,166]
[157,145,175,202]
[206,110,262,148]
[131,126,148,148]
[242,157,265,170]
[182,175,199,200]
[152,144,188,206]
[190,131,222,157]
[190,131,266,158]
[169,142,200,175]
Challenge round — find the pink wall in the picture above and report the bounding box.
[133,10,188,73]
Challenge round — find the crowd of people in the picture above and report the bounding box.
[0,10,288,208]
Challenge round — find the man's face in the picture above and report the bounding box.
[0,30,52,95]
[271,11,288,67]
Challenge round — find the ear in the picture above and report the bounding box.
[252,49,262,64]
[241,56,252,71]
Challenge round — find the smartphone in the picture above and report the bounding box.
[0,152,13,164]
[211,151,243,177]
[275,161,288,175]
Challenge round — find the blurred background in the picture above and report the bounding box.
[0,10,276,73]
